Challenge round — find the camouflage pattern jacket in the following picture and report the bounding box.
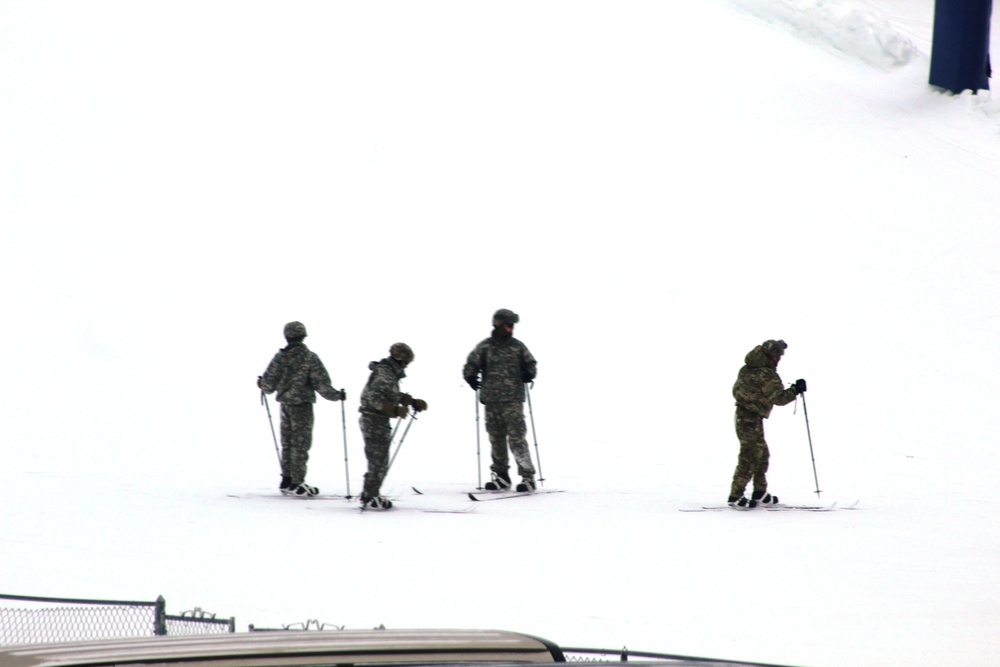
[261,342,341,404]
[463,332,537,405]
[732,345,797,418]
[359,357,407,416]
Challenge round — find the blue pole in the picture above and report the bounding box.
[929,0,993,93]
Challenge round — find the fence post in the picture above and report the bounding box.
[154,596,167,636]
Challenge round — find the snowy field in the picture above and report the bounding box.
[1,1,999,666]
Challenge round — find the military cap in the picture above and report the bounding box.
[492,309,520,327]
[390,342,414,364]
[284,321,308,340]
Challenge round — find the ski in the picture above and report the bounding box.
[360,505,475,514]
[229,494,472,513]
[325,502,475,514]
[467,490,564,501]
[228,493,349,500]
[465,488,508,495]
[752,499,857,511]
[767,503,839,511]
[766,503,838,511]
[680,502,839,512]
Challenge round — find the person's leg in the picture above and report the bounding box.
[484,403,511,487]
[283,403,314,486]
[730,412,763,500]
[360,414,392,500]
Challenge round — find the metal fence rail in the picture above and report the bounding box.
[562,647,784,666]
[0,593,234,645]
[164,608,235,636]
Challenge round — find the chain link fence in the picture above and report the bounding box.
[163,608,235,637]
[249,620,348,632]
[0,594,234,645]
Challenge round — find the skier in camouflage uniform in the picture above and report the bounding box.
[358,343,427,510]
[728,339,807,508]
[259,322,346,497]
[463,309,538,492]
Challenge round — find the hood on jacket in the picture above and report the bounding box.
[744,339,786,368]
[370,357,406,379]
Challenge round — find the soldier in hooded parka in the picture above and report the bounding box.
[728,339,807,508]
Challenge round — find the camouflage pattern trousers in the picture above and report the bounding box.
[484,402,535,479]
[280,402,314,486]
[729,409,770,498]
[359,413,392,499]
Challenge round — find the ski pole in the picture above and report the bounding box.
[801,393,822,498]
[386,412,416,476]
[475,390,483,489]
[261,389,281,472]
[525,383,544,484]
[389,414,404,446]
[340,395,352,499]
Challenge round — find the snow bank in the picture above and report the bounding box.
[967,88,1000,126]
[731,0,918,69]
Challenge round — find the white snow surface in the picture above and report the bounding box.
[1,1,999,666]
[731,0,919,69]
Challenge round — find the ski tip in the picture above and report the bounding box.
[468,493,480,501]
[411,487,423,495]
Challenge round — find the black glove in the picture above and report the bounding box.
[399,393,412,406]
[411,398,427,412]
[794,379,807,394]
[395,405,410,418]
[466,376,480,391]
[257,376,263,389]
[338,389,347,401]
[521,371,535,383]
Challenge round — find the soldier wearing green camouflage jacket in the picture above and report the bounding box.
[463,309,538,492]
[259,322,345,497]
[728,339,806,508]
[357,343,427,510]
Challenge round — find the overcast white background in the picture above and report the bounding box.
[2,1,999,666]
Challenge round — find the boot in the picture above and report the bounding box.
[290,483,319,497]
[752,489,779,506]
[728,495,751,509]
[362,496,393,510]
[484,471,511,491]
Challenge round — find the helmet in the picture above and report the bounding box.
[492,309,520,327]
[762,339,787,357]
[389,342,415,365]
[283,321,307,340]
